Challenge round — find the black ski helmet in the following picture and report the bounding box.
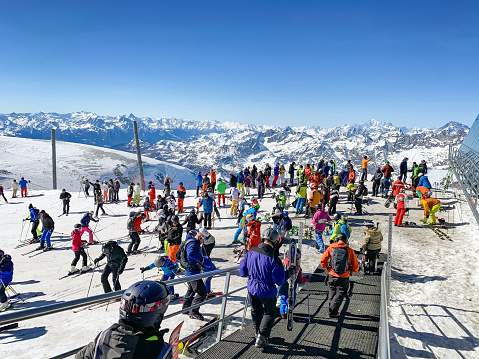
[336,233,348,243]
[74,223,81,229]
[102,240,117,255]
[119,280,170,328]
[333,214,342,222]
[171,215,179,223]
[261,228,280,245]
[154,256,166,268]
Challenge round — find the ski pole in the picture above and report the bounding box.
[19,220,26,242]
[24,221,32,242]
[86,264,97,297]
[241,295,250,328]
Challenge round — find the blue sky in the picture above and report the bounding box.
[0,1,478,127]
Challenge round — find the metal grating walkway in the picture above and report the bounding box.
[197,263,381,359]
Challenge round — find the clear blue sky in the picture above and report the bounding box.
[0,1,478,127]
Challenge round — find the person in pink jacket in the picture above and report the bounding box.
[311,204,332,253]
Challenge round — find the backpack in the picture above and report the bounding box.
[176,239,196,271]
[127,211,140,231]
[331,247,349,274]
[361,186,368,197]
[340,222,350,238]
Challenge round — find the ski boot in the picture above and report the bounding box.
[68,266,80,275]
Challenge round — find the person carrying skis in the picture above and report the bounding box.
[278,249,310,319]
[394,188,408,226]
[19,177,28,197]
[288,162,295,185]
[361,156,372,182]
[327,214,351,243]
[419,197,442,225]
[37,210,54,251]
[399,158,408,182]
[127,182,134,207]
[312,204,332,253]
[239,228,285,349]
[59,189,71,216]
[141,255,179,300]
[320,233,359,318]
[11,179,18,198]
[127,212,146,255]
[80,211,99,245]
[93,240,128,293]
[76,280,171,359]
[69,223,89,275]
[360,222,383,274]
[0,249,14,311]
[167,215,183,262]
[23,204,41,243]
[372,168,383,197]
[143,196,156,220]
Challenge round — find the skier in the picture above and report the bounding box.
[354,180,368,215]
[127,182,134,207]
[93,180,101,199]
[320,233,359,318]
[280,210,293,244]
[394,188,408,226]
[195,171,203,197]
[229,172,238,189]
[244,213,262,250]
[94,191,107,218]
[127,212,146,255]
[59,189,71,216]
[264,164,272,188]
[202,173,210,193]
[278,249,310,319]
[179,229,208,320]
[23,204,41,243]
[229,186,241,216]
[279,164,286,185]
[167,215,183,262]
[141,255,179,300]
[251,165,258,189]
[371,168,383,197]
[419,160,428,174]
[37,210,54,251]
[417,173,432,190]
[93,241,128,293]
[80,211,99,245]
[288,162,296,185]
[0,185,8,203]
[19,177,28,197]
[232,203,259,245]
[0,250,13,311]
[143,196,156,220]
[11,179,18,198]
[399,158,408,182]
[244,175,252,196]
[200,192,214,229]
[69,224,89,275]
[216,178,227,207]
[419,197,442,225]
[108,179,115,202]
[176,182,186,213]
[256,171,265,200]
[148,182,156,204]
[327,214,352,243]
[76,280,172,359]
[360,222,383,274]
[312,204,332,253]
[307,185,323,217]
[239,228,285,349]
[361,156,372,182]
[83,178,91,197]
[391,176,405,197]
[379,177,391,198]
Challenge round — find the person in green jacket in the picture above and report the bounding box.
[295,181,308,214]
[215,178,228,207]
[327,214,352,243]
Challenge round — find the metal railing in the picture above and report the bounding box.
[378,261,391,359]
[0,266,241,359]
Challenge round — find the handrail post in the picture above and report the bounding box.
[216,271,231,342]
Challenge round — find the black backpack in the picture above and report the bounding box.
[331,247,349,274]
[176,239,197,271]
[127,211,140,231]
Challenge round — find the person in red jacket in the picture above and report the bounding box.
[69,223,89,275]
[394,188,408,226]
[177,182,186,213]
[391,176,405,197]
[348,168,356,183]
[148,182,156,203]
[320,233,359,318]
[246,214,262,250]
[381,161,394,180]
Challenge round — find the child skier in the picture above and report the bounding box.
[140,254,179,300]
[69,223,90,275]
[143,197,156,220]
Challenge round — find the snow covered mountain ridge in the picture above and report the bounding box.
[0,112,469,175]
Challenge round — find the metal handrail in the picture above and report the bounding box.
[0,266,240,327]
[377,261,390,359]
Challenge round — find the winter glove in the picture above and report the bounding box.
[49,229,54,233]
[93,258,99,265]
[82,240,88,245]
[119,268,124,275]
[140,267,147,273]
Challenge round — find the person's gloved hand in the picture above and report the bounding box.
[49,229,53,233]
[93,258,99,265]
[140,267,146,273]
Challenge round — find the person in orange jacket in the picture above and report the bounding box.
[320,233,359,318]
[420,197,441,224]
[148,182,156,203]
[361,156,372,182]
[348,168,356,183]
[209,169,217,192]
[416,186,431,200]
[177,182,186,213]
[246,214,262,250]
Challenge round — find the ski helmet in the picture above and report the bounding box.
[253,203,260,209]
[336,233,347,243]
[140,213,147,219]
[314,204,322,212]
[88,211,94,215]
[145,196,149,200]
[261,228,280,245]
[198,227,210,239]
[245,213,254,223]
[74,223,81,229]
[179,182,183,186]
[120,280,170,328]
[333,214,342,222]
[275,208,281,215]
[154,256,166,268]
[283,210,289,216]
[102,240,117,254]
[171,215,179,223]
[218,178,222,182]
[190,208,196,214]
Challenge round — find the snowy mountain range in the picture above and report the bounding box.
[0,112,469,178]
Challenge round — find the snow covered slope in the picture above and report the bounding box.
[0,136,195,190]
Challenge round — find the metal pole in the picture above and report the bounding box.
[387,213,393,305]
[133,121,145,191]
[216,272,231,342]
[52,129,57,190]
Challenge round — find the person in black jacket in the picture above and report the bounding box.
[37,210,54,251]
[181,209,202,233]
[372,168,383,197]
[59,189,72,216]
[229,172,237,188]
[167,215,183,263]
[399,158,408,182]
[94,241,128,293]
[75,280,171,359]
[251,165,257,189]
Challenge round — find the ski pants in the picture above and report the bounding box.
[289,173,294,185]
[394,207,406,225]
[295,197,306,213]
[72,248,87,267]
[237,183,245,195]
[217,194,225,206]
[133,194,140,206]
[315,231,325,251]
[429,203,441,224]
[168,244,179,263]
[128,231,141,253]
[327,274,349,315]
[177,198,184,212]
[196,186,202,197]
[203,242,215,258]
[0,193,7,203]
[249,293,277,338]
[31,220,40,240]
[328,197,338,216]
[354,197,363,214]
[365,249,380,273]
[81,227,94,243]
[280,173,285,184]
[95,204,106,217]
[203,212,212,228]
[21,188,27,197]
[257,186,264,199]
[103,190,108,201]
[108,189,114,202]
[361,168,367,182]
[127,196,132,205]
[101,265,121,293]
[265,176,270,187]
[230,199,238,215]
[272,175,278,186]
[372,180,380,197]
[400,171,408,182]
[380,180,389,196]
[40,230,52,247]
[279,291,297,315]
[161,273,175,295]
[62,200,70,215]
[12,188,17,198]
[233,223,243,242]
[0,281,8,304]
[182,278,207,315]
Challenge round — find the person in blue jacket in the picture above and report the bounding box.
[140,255,179,300]
[322,163,330,177]
[232,203,259,245]
[199,192,214,229]
[19,177,28,197]
[237,171,245,195]
[80,211,99,244]
[24,204,40,243]
[181,230,208,320]
[239,228,285,349]
[0,249,14,311]
[195,172,203,198]
[417,174,432,189]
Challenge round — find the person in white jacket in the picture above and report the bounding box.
[133,183,141,206]
[11,180,19,198]
[101,181,109,201]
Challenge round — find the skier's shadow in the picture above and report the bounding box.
[0,326,47,342]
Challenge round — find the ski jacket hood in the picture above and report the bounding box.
[361,228,383,251]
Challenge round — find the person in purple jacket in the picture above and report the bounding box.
[239,228,285,349]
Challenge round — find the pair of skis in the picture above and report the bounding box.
[429,224,452,241]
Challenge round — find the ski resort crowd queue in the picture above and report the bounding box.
[0,157,441,357]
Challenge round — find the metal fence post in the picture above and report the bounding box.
[216,272,231,342]
[387,213,393,305]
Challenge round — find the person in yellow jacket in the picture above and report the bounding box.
[419,197,441,224]
[308,185,323,213]
[295,181,308,214]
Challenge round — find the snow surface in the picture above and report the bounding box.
[0,140,477,358]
